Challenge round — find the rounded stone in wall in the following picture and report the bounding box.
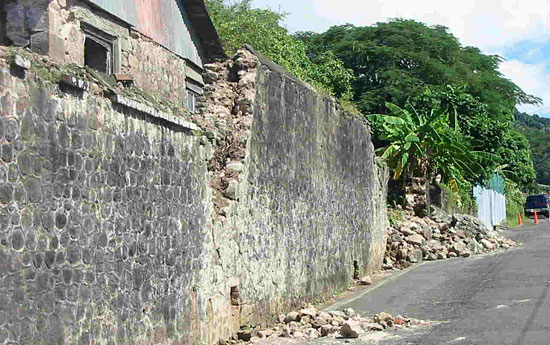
[11,229,25,251]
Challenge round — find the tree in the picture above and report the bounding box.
[412,87,537,187]
[205,0,354,99]
[297,20,541,119]
[515,111,550,185]
[495,129,537,187]
[207,5,540,190]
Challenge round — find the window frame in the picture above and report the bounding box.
[186,80,203,114]
[81,22,119,75]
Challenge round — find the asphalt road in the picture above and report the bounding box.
[307,222,550,345]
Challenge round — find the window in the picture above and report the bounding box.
[186,80,203,114]
[186,88,200,114]
[81,23,118,74]
[85,38,110,73]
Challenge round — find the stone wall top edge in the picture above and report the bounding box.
[109,93,199,132]
[244,44,313,91]
[243,44,367,125]
[2,48,199,134]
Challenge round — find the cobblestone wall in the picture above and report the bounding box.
[0,51,209,345]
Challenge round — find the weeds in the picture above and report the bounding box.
[387,206,405,227]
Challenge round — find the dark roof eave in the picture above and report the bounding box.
[183,0,227,62]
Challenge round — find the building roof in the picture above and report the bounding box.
[85,0,226,65]
[183,0,227,62]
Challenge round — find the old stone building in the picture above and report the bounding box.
[0,0,225,110]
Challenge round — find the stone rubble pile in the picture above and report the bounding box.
[199,49,259,213]
[383,211,517,270]
[221,307,428,344]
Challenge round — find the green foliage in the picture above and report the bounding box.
[207,4,539,191]
[297,20,541,119]
[387,207,406,226]
[505,179,526,227]
[495,129,537,188]
[505,179,526,210]
[205,0,354,99]
[515,110,550,185]
[413,87,537,188]
[456,179,477,212]
[299,19,539,190]
[369,102,494,186]
[440,180,477,213]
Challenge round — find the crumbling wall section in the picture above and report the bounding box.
[191,49,258,344]
[198,48,389,343]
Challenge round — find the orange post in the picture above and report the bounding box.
[518,212,523,226]
[534,211,539,225]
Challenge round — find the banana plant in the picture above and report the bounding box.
[368,102,498,190]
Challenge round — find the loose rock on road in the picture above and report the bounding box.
[301,222,550,345]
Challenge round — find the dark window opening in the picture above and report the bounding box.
[81,23,118,75]
[85,37,110,73]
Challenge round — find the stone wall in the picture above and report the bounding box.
[120,30,192,109]
[198,47,389,343]
[4,0,50,53]
[241,47,389,306]
[0,49,210,345]
[0,46,389,345]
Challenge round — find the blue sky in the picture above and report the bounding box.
[252,0,550,118]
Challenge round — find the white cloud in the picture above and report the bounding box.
[310,0,550,51]
[309,0,550,116]
[499,60,550,117]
